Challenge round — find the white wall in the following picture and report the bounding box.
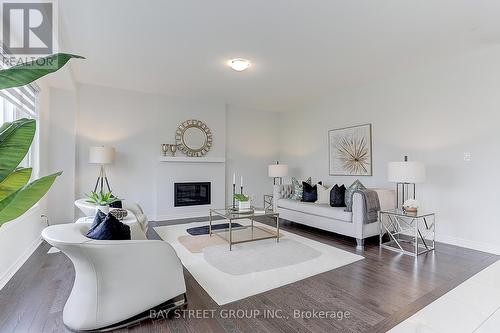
[76,84,227,220]
[225,105,280,207]
[279,45,500,254]
[75,85,282,219]
[46,88,78,224]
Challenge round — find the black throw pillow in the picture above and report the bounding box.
[330,184,346,207]
[86,213,131,240]
[87,210,107,234]
[302,182,318,202]
[109,200,122,208]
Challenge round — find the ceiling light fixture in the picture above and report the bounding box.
[228,58,251,71]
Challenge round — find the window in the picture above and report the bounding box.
[0,83,40,175]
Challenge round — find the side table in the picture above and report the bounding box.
[379,209,435,256]
[263,194,273,211]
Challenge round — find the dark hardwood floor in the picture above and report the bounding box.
[0,216,497,333]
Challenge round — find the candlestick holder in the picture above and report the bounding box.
[232,184,236,209]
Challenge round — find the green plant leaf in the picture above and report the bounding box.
[84,190,119,205]
[234,193,249,202]
[0,171,62,226]
[0,53,85,90]
[0,168,32,201]
[0,118,35,183]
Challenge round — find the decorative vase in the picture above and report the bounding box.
[403,206,417,213]
[170,144,177,157]
[96,205,109,214]
[403,199,419,214]
[161,144,170,156]
[238,201,251,212]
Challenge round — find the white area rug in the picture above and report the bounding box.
[154,220,363,305]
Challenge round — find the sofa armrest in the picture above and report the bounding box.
[352,193,365,239]
[352,189,396,240]
[273,184,294,211]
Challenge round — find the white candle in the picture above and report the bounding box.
[240,176,243,187]
[233,173,236,185]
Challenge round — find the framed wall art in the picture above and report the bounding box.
[328,124,372,176]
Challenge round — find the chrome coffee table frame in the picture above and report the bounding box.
[209,208,280,251]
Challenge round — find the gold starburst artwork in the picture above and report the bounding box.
[329,124,372,176]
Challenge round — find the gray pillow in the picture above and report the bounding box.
[291,177,312,200]
[345,180,366,212]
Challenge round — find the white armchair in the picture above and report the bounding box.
[41,223,187,331]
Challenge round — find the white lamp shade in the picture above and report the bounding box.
[388,161,425,183]
[268,164,288,177]
[89,146,115,164]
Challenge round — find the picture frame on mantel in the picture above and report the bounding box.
[328,123,373,176]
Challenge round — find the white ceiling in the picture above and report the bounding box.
[59,0,500,111]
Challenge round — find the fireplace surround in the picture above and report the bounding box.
[174,182,211,207]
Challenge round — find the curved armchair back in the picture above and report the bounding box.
[42,224,186,331]
[124,202,149,233]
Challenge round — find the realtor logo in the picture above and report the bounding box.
[2,1,53,54]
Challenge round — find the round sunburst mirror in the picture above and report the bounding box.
[175,119,213,157]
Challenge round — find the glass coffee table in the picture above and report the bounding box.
[209,207,280,250]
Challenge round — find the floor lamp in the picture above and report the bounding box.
[268,161,288,185]
[89,146,115,193]
[388,156,426,208]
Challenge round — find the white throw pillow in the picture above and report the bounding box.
[316,183,332,204]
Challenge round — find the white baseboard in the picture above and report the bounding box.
[0,237,42,290]
[436,234,500,255]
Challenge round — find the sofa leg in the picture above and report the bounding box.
[356,238,364,248]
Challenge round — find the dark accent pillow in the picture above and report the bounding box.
[302,182,318,202]
[86,213,131,240]
[330,184,346,207]
[87,210,107,234]
[109,200,122,208]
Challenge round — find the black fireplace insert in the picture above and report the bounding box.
[174,182,211,207]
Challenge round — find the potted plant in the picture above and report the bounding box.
[85,191,120,214]
[234,193,251,212]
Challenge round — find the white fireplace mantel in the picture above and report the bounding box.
[155,155,226,220]
[158,156,226,163]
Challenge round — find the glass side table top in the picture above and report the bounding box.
[210,207,277,219]
[380,209,435,219]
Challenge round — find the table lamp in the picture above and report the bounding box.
[268,161,288,185]
[89,146,115,193]
[388,156,425,208]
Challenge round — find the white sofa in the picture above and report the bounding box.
[42,223,187,331]
[273,184,395,247]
